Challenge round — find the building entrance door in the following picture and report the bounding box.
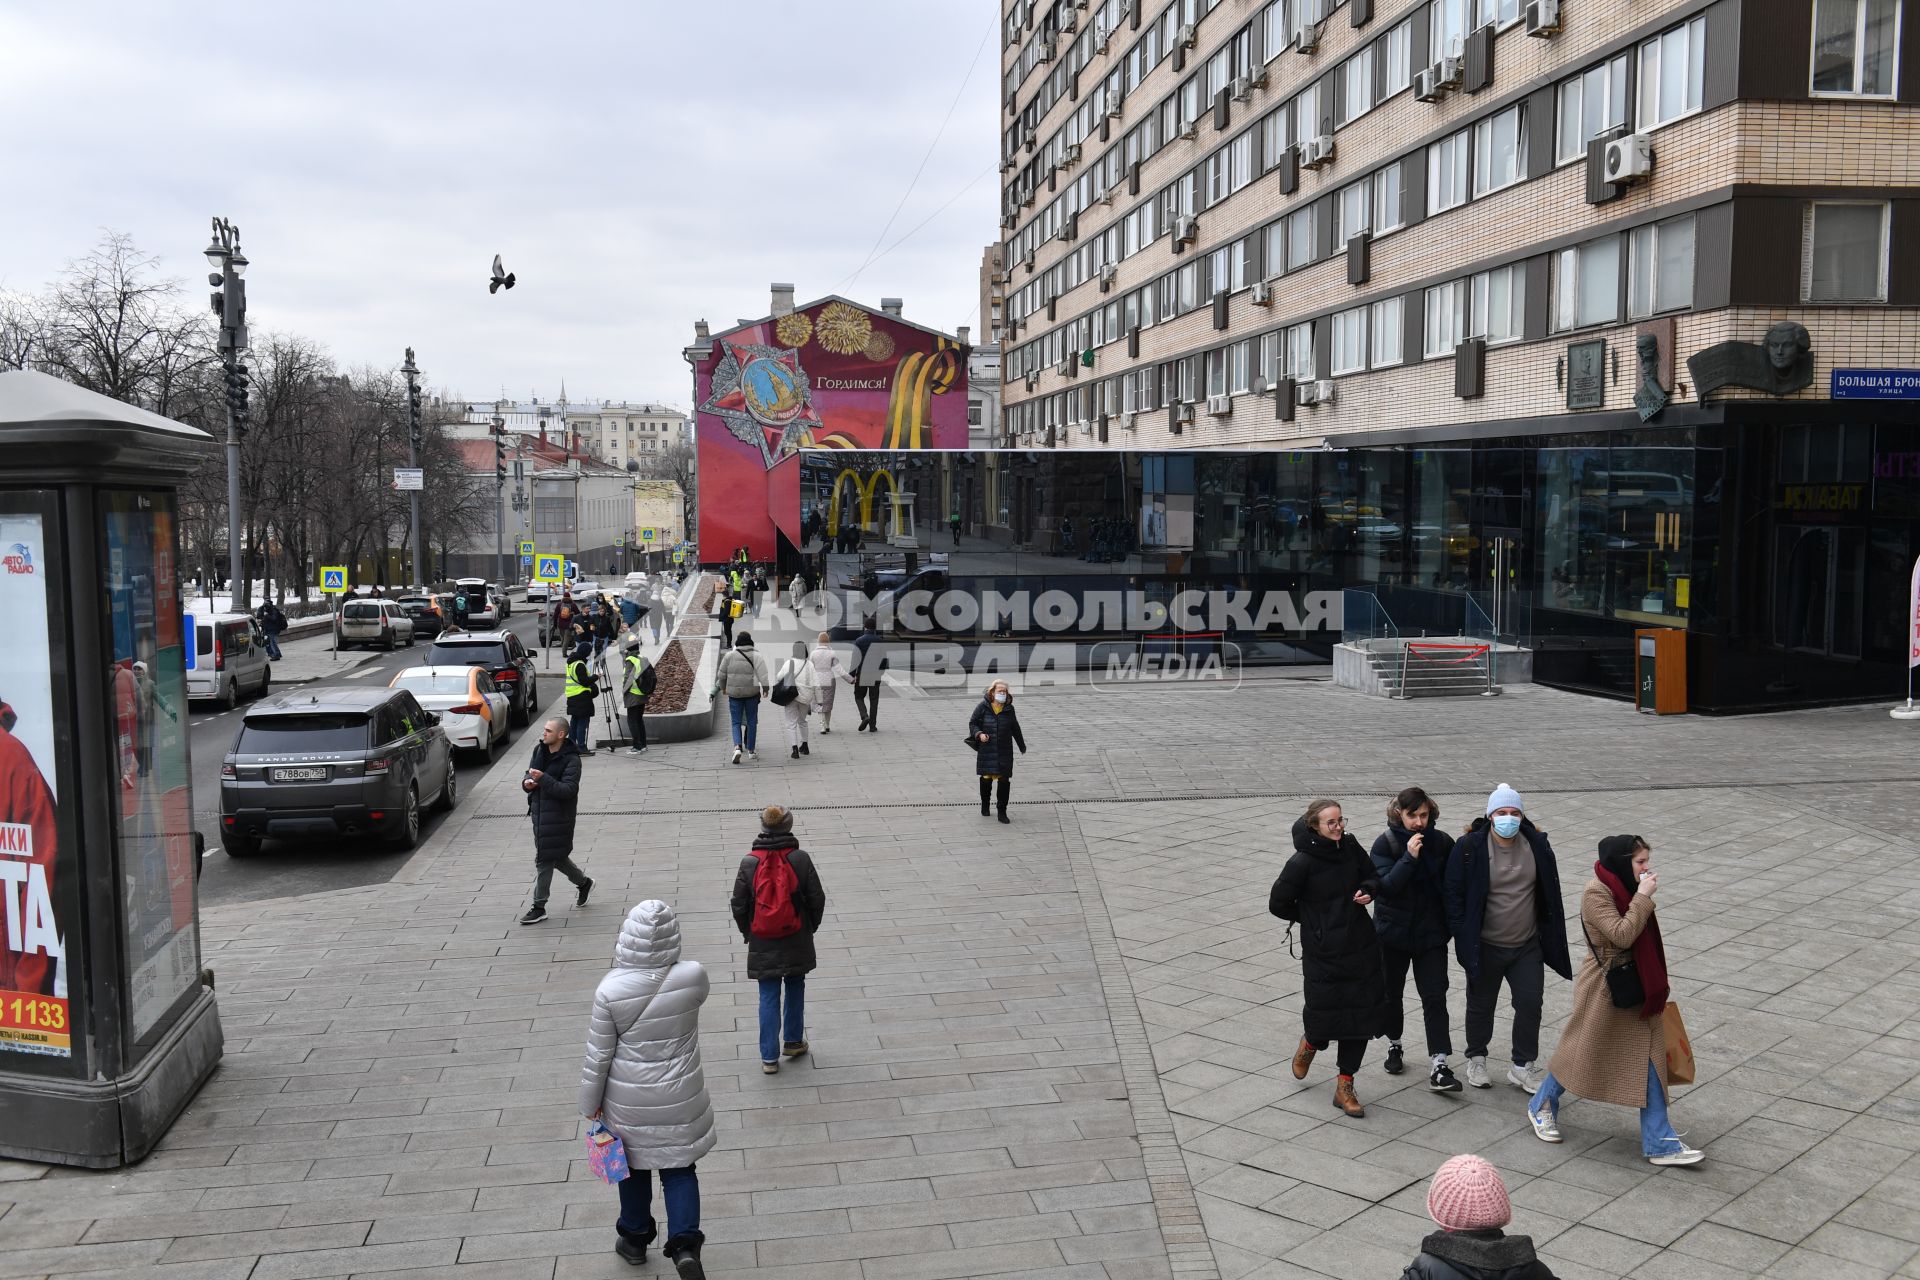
[1773,525,1866,659]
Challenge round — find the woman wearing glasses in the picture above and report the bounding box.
[1269,799,1391,1117]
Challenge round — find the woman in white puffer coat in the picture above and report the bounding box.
[579,899,716,1278]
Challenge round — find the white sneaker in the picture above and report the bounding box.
[1648,1143,1705,1167]
[746,750,758,761]
[1464,1056,1491,1089]
[730,746,742,764]
[1507,1062,1543,1093]
[1527,1105,1562,1143]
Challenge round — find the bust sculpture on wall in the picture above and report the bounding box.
[1687,321,1814,403]
[1633,333,1669,422]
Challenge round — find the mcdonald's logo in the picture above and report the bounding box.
[825,467,901,535]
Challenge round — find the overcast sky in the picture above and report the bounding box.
[0,2,999,410]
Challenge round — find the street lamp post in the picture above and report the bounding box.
[492,415,508,586]
[402,348,424,587]
[205,217,250,609]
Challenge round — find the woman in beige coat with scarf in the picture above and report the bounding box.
[1524,835,1704,1166]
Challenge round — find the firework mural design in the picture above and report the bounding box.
[814,301,873,355]
[775,312,813,348]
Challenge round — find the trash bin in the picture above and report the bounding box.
[1634,628,1687,715]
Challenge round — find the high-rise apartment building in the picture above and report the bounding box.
[994,0,1920,707]
[980,243,1009,343]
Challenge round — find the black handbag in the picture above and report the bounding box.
[769,678,798,706]
[1582,921,1644,1008]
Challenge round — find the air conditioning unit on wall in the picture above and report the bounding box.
[1296,379,1335,406]
[1232,75,1254,102]
[1525,0,1562,35]
[1120,411,1137,430]
[1414,67,1442,101]
[1206,394,1232,416]
[1251,280,1274,305]
[1175,215,1200,244]
[1605,132,1654,183]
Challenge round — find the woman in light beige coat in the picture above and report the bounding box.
[1525,835,1704,1166]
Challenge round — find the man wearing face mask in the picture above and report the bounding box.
[1443,784,1571,1093]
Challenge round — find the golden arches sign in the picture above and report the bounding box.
[826,467,901,536]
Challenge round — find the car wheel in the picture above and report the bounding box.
[438,760,459,812]
[388,786,421,850]
[219,677,237,711]
[221,832,260,857]
[258,666,271,698]
[384,633,396,651]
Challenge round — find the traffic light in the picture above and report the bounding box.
[406,379,423,449]
[225,362,251,440]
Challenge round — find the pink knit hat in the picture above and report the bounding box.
[1426,1155,1512,1231]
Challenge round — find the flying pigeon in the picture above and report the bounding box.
[489,254,516,294]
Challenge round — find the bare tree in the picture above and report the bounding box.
[39,231,212,410]
[0,291,48,371]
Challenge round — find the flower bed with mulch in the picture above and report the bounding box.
[641,638,702,714]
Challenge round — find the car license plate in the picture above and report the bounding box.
[271,767,327,782]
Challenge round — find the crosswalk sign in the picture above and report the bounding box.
[614,533,624,548]
[671,549,686,565]
[640,528,655,542]
[534,554,564,584]
[517,538,534,557]
[320,565,348,593]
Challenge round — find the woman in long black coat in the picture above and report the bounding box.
[1269,798,1391,1117]
[968,679,1026,824]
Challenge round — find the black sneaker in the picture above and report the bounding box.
[577,878,594,907]
[790,746,800,759]
[519,906,548,926]
[799,742,809,755]
[1429,1061,1464,1093]
[1383,1043,1405,1075]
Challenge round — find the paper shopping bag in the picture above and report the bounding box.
[1663,1002,1696,1085]
[585,1120,630,1184]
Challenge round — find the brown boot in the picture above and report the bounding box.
[1333,1075,1365,1118]
[1291,1039,1317,1080]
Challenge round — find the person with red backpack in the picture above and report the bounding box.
[729,805,827,1074]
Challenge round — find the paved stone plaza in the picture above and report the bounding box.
[4,670,1919,1279]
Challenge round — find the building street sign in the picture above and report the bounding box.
[1832,369,1920,400]
[320,566,348,593]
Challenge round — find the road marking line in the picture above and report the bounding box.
[343,667,380,679]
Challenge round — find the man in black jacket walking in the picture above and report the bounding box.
[851,621,885,732]
[521,717,591,925]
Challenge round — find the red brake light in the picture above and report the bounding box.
[493,668,519,681]
[366,757,392,776]
[221,761,236,779]
[449,703,484,715]
[214,636,225,670]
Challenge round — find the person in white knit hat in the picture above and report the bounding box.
[1442,784,1572,1093]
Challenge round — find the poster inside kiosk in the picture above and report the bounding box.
[0,511,67,1058]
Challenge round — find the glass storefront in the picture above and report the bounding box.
[795,407,1920,710]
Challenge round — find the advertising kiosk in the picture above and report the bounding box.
[0,370,223,1166]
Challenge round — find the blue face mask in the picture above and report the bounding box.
[1491,814,1522,839]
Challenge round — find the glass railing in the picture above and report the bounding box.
[1464,595,1498,692]
[1341,588,1399,647]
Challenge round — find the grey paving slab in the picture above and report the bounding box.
[22,676,1920,1278]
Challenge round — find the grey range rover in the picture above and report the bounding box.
[219,686,458,857]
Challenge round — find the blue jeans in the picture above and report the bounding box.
[728,696,759,751]
[264,630,282,660]
[616,1162,700,1244]
[569,712,592,748]
[758,975,805,1063]
[1531,1059,1680,1157]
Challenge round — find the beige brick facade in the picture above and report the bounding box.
[1001,0,1920,451]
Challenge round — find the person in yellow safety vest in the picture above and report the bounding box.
[729,567,745,596]
[564,643,598,750]
[620,634,657,756]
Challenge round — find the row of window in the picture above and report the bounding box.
[1006,12,1717,378]
[1007,9,1710,349]
[1004,198,1898,439]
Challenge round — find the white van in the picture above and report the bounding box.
[186,612,272,708]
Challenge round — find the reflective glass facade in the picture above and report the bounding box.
[793,405,1920,710]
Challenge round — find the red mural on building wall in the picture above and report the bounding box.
[694,297,967,563]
